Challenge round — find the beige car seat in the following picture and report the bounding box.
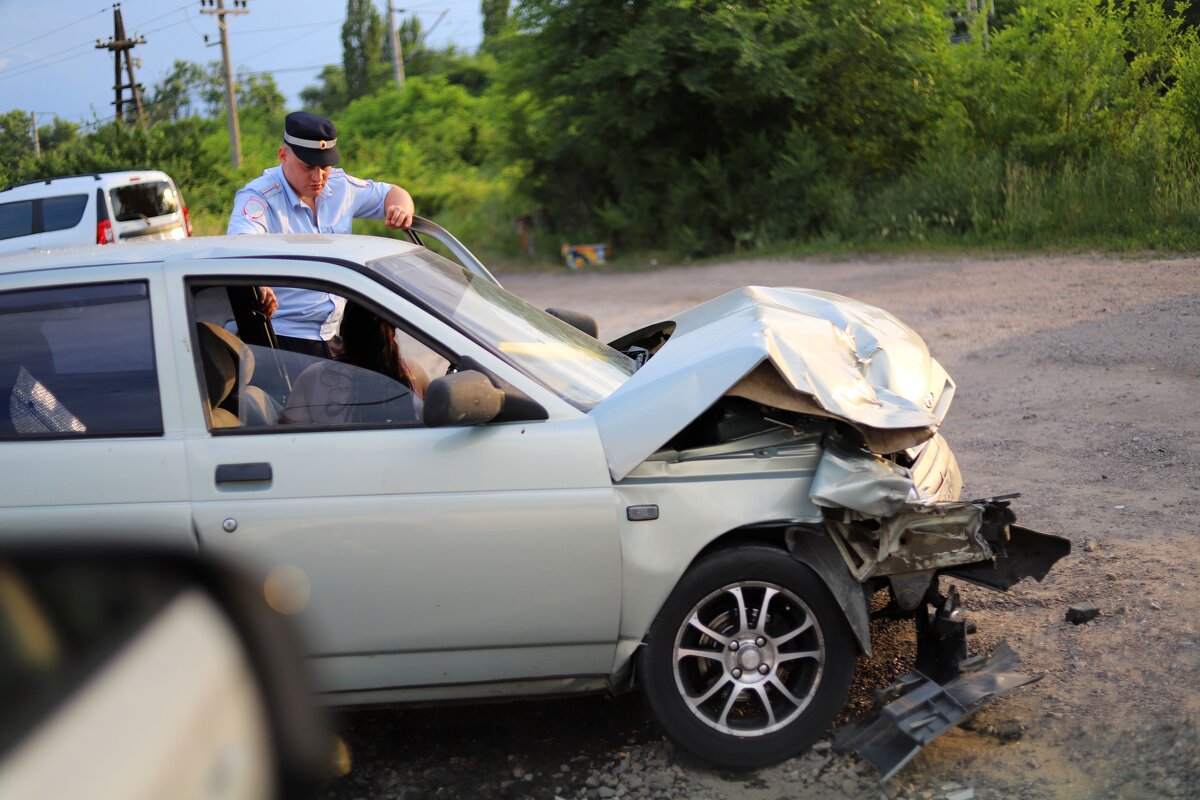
[195,322,281,428]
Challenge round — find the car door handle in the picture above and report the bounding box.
[215,462,273,485]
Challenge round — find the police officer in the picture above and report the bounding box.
[226,111,415,356]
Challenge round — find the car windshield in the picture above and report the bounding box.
[369,250,636,410]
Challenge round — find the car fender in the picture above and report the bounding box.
[784,525,872,656]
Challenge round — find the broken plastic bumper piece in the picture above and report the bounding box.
[834,641,1041,781]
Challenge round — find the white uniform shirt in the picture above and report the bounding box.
[226,166,393,340]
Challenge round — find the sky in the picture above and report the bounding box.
[0,0,484,127]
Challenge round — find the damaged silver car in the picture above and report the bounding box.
[603,286,1068,768]
[0,222,1068,772]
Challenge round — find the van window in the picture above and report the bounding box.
[0,282,162,439]
[0,201,34,241]
[110,181,179,222]
[40,195,89,233]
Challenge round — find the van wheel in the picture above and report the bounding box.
[640,546,855,769]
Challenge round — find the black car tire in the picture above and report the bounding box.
[640,545,856,769]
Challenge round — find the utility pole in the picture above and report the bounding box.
[201,0,250,168]
[30,112,40,158]
[95,3,147,128]
[965,0,993,49]
[387,1,405,88]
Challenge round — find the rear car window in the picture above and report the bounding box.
[110,181,179,222]
[0,281,162,439]
[40,195,88,233]
[0,201,34,241]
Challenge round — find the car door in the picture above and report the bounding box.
[167,259,623,696]
[0,265,194,547]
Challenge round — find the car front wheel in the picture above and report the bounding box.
[640,546,856,769]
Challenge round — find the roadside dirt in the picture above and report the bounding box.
[321,253,1200,800]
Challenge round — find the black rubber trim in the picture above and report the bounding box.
[215,462,273,483]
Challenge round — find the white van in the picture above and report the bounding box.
[0,170,191,256]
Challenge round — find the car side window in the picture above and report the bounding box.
[40,195,88,234]
[0,201,34,241]
[0,281,163,439]
[189,282,450,433]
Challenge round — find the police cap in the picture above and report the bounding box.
[283,111,339,167]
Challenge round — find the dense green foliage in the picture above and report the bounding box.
[7,0,1200,259]
[499,0,952,252]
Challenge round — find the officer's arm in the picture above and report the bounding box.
[383,185,414,229]
[227,191,270,235]
[349,176,413,229]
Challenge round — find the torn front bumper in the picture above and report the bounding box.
[824,495,1070,599]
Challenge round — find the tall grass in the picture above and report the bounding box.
[856,145,1200,252]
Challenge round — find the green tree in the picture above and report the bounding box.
[147,61,207,122]
[300,65,349,115]
[500,0,952,253]
[0,110,37,184]
[401,12,497,96]
[237,71,287,120]
[8,118,230,215]
[333,74,519,245]
[943,0,1192,163]
[342,0,389,101]
[147,60,277,122]
[35,117,80,154]
[195,60,230,117]
[482,0,510,42]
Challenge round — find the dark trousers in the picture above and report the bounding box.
[275,335,332,359]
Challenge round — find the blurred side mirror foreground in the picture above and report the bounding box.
[0,545,330,800]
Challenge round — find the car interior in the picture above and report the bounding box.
[189,282,451,432]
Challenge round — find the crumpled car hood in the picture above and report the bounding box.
[592,286,956,481]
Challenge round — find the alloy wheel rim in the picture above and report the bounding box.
[671,580,825,737]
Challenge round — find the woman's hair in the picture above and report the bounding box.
[337,303,420,391]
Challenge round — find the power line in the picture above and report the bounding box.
[127,0,200,30]
[236,20,341,36]
[240,25,334,64]
[0,35,101,80]
[0,5,107,59]
[0,2,195,83]
[244,62,339,76]
[0,48,95,82]
[141,17,203,38]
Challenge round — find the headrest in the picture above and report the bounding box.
[196,322,256,408]
[0,317,55,391]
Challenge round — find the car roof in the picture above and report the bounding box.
[0,234,425,278]
[0,170,177,199]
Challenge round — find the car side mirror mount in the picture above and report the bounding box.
[545,307,598,339]
[423,370,506,427]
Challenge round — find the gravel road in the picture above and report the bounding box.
[319,253,1200,800]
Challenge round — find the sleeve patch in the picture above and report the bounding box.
[346,175,371,188]
[242,197,267,220]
